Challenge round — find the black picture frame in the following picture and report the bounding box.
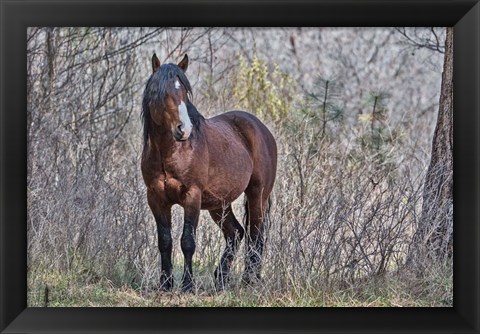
[1,0,479,333]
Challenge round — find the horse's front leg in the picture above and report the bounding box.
[181,187,201,292]
[156,210,174,291]
[147,191,174,291]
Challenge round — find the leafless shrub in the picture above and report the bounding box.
[27,27,450,305]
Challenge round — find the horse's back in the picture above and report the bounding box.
[211,111,276,150]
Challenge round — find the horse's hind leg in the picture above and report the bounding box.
[209,205,245,290]
[243,190,269,285]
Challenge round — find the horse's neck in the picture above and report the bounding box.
[147,131,175,159]
[147,126,198,164]
[186,102,204,128]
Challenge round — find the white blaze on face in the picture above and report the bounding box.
[178,100,192,139]
[174,80,181,90]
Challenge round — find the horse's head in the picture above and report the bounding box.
[143,54,193,142]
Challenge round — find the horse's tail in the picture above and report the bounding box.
[243,196,250,228]
[264,196,272,238]
[243,195,272,231]
[264,196,272,226]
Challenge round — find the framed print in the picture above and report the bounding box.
[1,0,479,333]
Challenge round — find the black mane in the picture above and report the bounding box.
[141,63,204,151]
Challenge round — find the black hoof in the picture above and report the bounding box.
[159,276,174,292]
[241,272,261,286]
[181,280,195,293]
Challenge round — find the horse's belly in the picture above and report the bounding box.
[201,159,252,210]
[200,186,245,210]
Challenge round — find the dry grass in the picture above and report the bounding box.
[28,259,452,307]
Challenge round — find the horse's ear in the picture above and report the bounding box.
[178,54,188,72]
[152,53,161,73]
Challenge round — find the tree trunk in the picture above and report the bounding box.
[418,27,453,260]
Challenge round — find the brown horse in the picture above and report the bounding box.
[141,54,277,292]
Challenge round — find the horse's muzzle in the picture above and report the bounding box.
[174,126,190,141]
